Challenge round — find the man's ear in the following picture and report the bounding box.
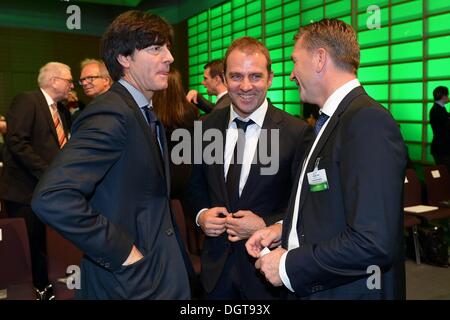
[223,73,229,88]
[117,54,130,68]
[267,70,274,88]
[315,48,327,73]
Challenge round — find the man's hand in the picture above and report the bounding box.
[122,245,143,266]
[225,210,266,242]
[255,247,286,286]
[186,90,199,104]
[198,207,229,237]
[245,223,282,258]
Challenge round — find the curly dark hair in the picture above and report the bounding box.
[100,10,174,81]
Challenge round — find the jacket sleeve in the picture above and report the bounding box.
[31,102,134,271]
[195,93,214,114]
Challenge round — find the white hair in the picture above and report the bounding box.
[80,58,111,79]
[37,62,71,87]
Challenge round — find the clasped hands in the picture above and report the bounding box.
[198,206,265,242]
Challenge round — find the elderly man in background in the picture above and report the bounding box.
[0,62,73,299]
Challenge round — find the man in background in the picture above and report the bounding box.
[0,62,73,299]
[429,86,450,172]
[186,59,230,114]
[79,58,112,99]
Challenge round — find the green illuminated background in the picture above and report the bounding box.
[187,0,450,163]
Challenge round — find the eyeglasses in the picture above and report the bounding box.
[53,77,74,85]
[78,76,103,85]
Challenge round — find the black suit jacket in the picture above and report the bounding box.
[31,82,191,299]
[189,102,313,297]
[195,92,231,114]
[0,89,71,204]
[429,102,450,156]
[282,87,407,299]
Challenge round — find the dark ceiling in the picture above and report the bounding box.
[0,0,226,35]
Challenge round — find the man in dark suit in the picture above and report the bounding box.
[429,86,450,172]
[188,37,312,299]
[0,62,73,299]
[32,10,191,299]
[247,19,407,300]
[186,60,231,114]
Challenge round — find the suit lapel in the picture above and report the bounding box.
[296,86,366,215]
[37,90,60,146]
[159,124,171,196]
[239,103,280,201]
[110,83,166,180]
[212,107,231,207]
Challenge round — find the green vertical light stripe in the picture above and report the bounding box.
[360,46,389,65]
[391,0,422,24]
[428,35,450,57]
[391,41,422,62]
[391,62,423,81]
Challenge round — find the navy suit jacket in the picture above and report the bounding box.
[0,89,71,204]
[282,87,407,299]
[32,82,191,299]
[188,102,313,297]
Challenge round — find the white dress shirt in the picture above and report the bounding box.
[196,99,269,224]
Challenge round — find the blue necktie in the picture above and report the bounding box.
[314,112,329,136]
[226,118,254,210]
[142,106,163,154]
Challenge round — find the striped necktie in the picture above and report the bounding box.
[50,103,67,148]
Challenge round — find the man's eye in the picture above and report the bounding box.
[149,46,162,53]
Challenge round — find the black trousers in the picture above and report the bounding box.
[5,200,49,290]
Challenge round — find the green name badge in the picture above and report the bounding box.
[307,168,329,192]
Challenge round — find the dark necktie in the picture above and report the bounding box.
[226,118,254,210]
[142,106,163,155]
[314,112,329,136]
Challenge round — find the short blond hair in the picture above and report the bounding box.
[295,19,360,74]
[80,58,111,80]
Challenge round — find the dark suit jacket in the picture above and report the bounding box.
[0,89,71,204]
[195,92,231,114]
[189,102,313,297]
[31,82,191,299]
[282,86,407,299]
[430,102,450,156]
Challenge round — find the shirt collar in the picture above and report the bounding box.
[436,101,446,108]
[321,79,361,117]
[228,98,268,128]
[216,90,228,101]
[40,88,55,107]
[118,79,151,109]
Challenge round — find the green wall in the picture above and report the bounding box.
[187,0,450,163]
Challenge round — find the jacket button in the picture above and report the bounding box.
[165,228,174,236]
